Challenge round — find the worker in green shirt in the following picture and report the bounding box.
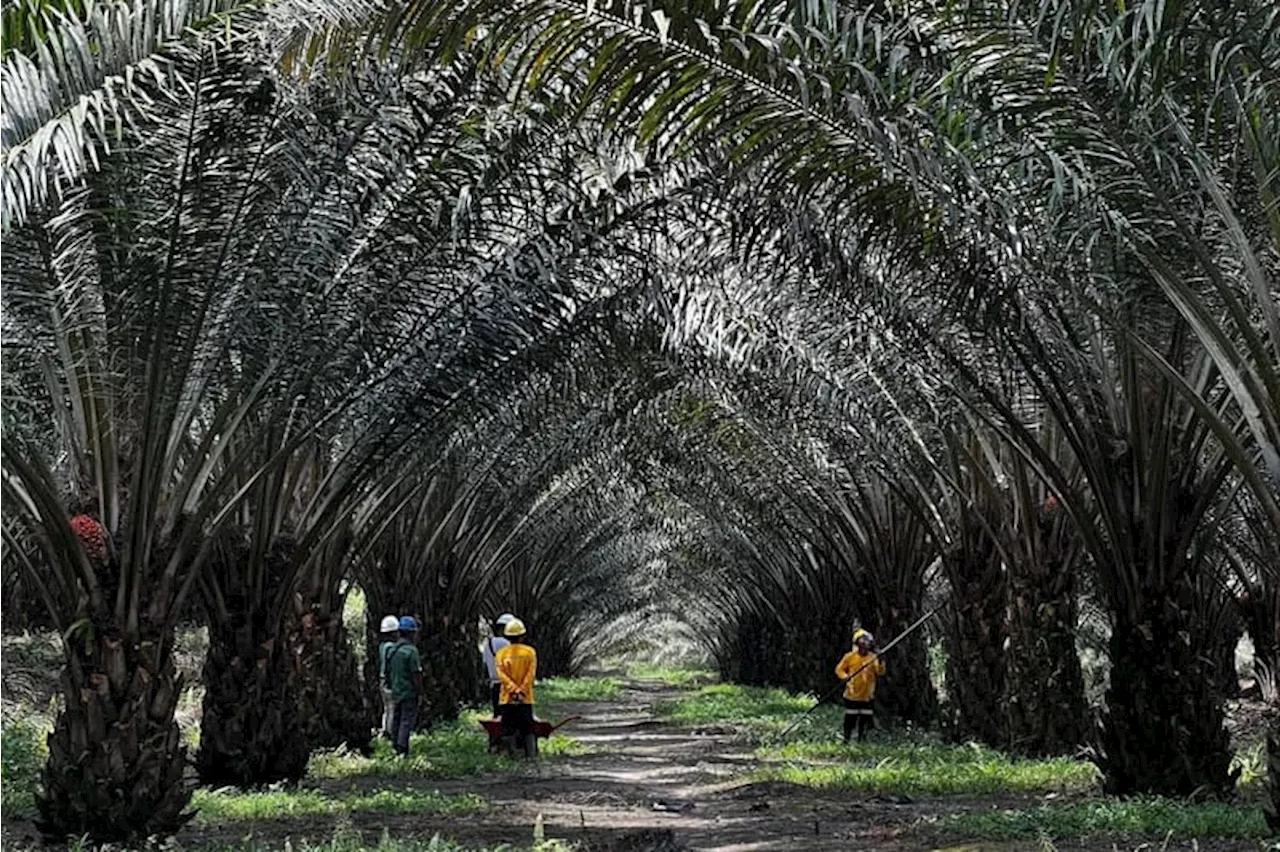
[386,616,424,757]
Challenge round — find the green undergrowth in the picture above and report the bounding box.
[653,682,836,739]
[537,676,621,703]
[308,711,586,780]
[192,787,485,824]
[625,663,717,687]
[0,714,47,818]
[923,798,1271,842]
[3,825,573,851]
[757,738,1099,796]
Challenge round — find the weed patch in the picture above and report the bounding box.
[924,798,1270,842]
[653,683,828,738]
[4,826,557,851]
[625,663,716,687]
[192,787,485,824]
[309,712,585,780]
[538,676,621,703]
[0,713,47,817]
[756,738,1097,795]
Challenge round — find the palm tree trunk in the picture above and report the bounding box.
[195,541,311,786]
[38,626,193,841]
[1004,551,1087,756]
[291,597,373,752]
[1098,575,1238,796]
[531,626,575,678]
[419,614,480,723]
[873,603,939,725]
[196,621,309,786]
[942,539,1008,748]
[744,615,791,687]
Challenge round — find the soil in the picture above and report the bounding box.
[4,680,1271,851]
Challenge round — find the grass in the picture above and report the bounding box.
[2,825,572,851]
[192,787,486,823]
[924,798,1271,842]
[757,733,1097,797]
[308,711,586,780]
[625,663,716,687]
[0,713,46,818]
[756,750,1096,796]
[653,682,831,739]
[537,676,621,703]
[657,683,1101,797]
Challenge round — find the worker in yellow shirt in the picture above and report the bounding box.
[495,618,537,750]
[835,628,886,743]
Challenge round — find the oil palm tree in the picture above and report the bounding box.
[0,25,322,832]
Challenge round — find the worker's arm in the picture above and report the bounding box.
[519,650,537,700]
[875,656,886,676]
[411,647,425,693]
[834,654,851,680]
[497,654,522,696]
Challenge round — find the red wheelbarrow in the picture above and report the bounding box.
[479,715,581,758]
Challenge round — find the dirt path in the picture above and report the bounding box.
[387,680,948,852]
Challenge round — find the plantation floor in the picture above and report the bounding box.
[177,679,1265,852]
[4,677,1270,851]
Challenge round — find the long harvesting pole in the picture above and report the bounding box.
[773,600,949,741]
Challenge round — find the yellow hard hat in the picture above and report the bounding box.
[852,628,873,644]
[504,618,527,637]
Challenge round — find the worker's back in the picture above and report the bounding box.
[496,642,537,705]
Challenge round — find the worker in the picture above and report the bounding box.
[386,615,424,757]
[483,614,516,718]
[835,628,885,743]
[495,618,537,750]
[377,614,400,738]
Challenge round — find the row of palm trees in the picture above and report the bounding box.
[0,9,688,836]
[2,0,1277,842]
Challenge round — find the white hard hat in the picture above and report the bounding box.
[379,615,399,633]
[496,613,516,625]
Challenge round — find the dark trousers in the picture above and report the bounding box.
[391,697,419,755]
[499,702,534,739]
[490,683,502,718]
[843,698,874,742]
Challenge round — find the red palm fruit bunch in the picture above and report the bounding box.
[70,514,108,564]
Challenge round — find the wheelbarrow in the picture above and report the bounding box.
[479,715,581,758]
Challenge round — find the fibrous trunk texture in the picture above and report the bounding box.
[942,540,1008,748]
[872,602,939,726]
[196,622,308,786]
[534,630,576,678]
[196,540,310,786]
[38,628,193,842]
[291,600,372,752]
[1003,550,1087,756]
[420,615,481,722]
[1098,577,1237,797]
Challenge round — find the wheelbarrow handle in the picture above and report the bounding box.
[545,715,582,734]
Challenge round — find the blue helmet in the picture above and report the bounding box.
[398,616,420,631]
